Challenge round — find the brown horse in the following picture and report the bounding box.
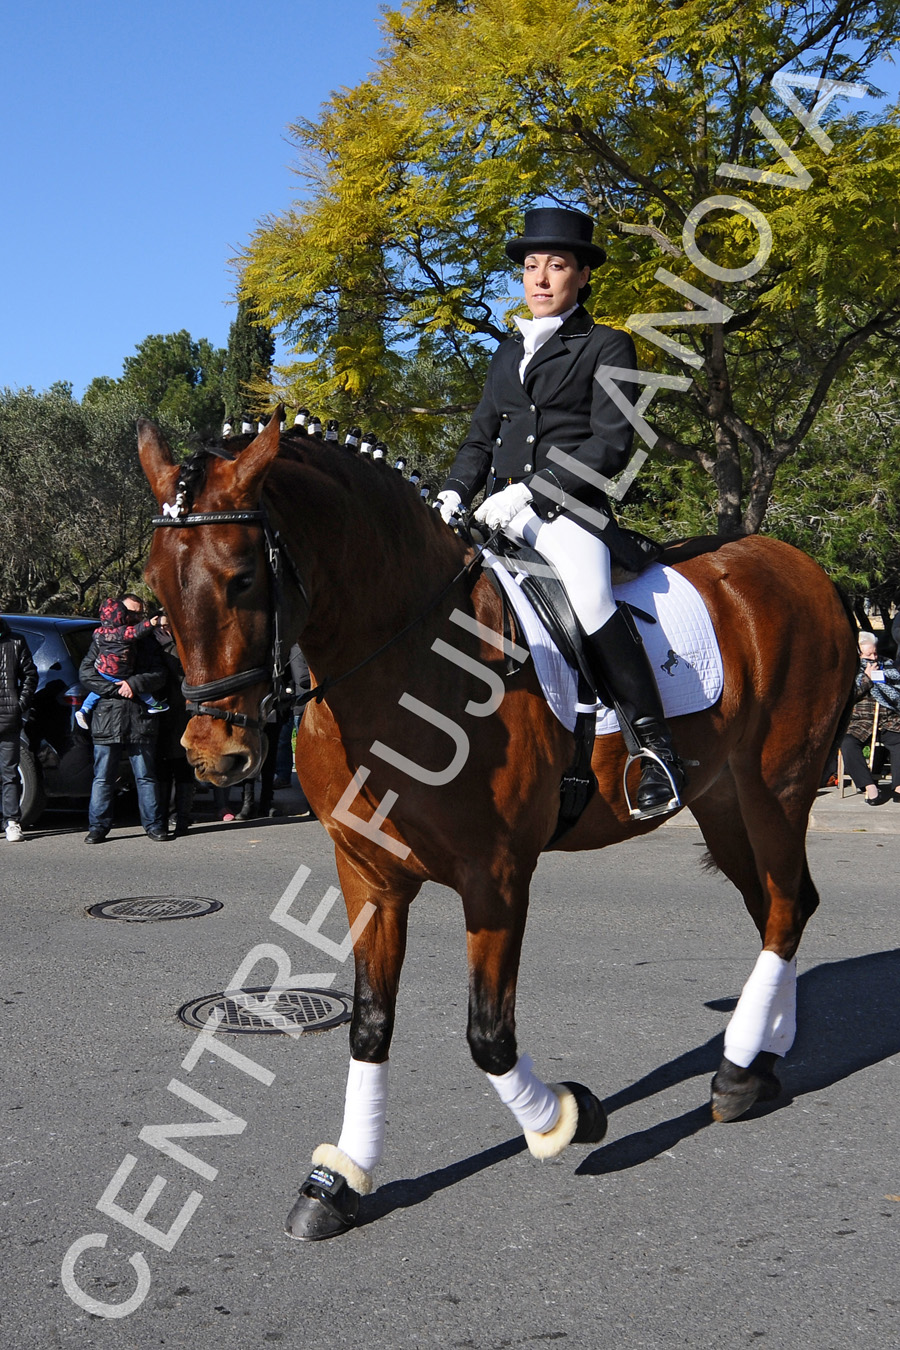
[139,415,857,1240]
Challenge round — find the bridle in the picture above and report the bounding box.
[152,449,308,732]
[151,444,492,732]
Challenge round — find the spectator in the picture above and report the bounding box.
[0,615,38,842]
[79,595,170,843]
[151,612,195,835]
[289,645,315,821]
[840,631,900,806]
[237,645,314,820]
[76,598,167,727]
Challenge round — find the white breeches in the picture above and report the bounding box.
[505,506,617,633]
[336,1058,389,1173]
[724,950,797,1068]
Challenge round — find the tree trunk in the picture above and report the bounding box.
[712,425,745,538]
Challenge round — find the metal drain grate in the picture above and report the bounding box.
[87,896,223,922]
[177,986,354,1035]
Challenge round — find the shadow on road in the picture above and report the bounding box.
[361,950,900,1214]
[578,947,900,1175]
[358,1136,527,1227]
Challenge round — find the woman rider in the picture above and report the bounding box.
[436,206,684,817]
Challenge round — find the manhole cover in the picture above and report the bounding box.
[177,986,354,1035]
[87,896,223,922]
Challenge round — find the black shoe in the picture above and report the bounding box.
[865,791,887,807]
[146,829,171,841]
[237,781,256,820]
[84,831,107,845]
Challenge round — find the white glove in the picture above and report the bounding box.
[473,481,533,531]
[436,489,463,524]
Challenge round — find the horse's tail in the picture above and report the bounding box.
[827,581,860,757]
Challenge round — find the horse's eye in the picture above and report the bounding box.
[228,571,256,599]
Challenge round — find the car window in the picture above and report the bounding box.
[11,628,46,657]
[63,627,96,666]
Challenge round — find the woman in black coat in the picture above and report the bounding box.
[437,206,683,816]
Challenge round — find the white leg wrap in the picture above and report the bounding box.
[487,1053,561,1134]
[724,951,797,1068]
[334,1058,389,1175]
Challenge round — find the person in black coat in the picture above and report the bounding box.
[78,597,169,843]
[152,612,196,834]
[0,615,38,841]
[437,206,683,815]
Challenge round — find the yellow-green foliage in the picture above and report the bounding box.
[240,0,900,532]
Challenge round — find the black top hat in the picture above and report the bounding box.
[505,206,606,268]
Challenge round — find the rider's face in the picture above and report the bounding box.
[523,251,590,318]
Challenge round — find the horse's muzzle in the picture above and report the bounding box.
[182,727,265,786]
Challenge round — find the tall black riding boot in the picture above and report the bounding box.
[583,607,685,816]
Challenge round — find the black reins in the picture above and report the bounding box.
[151,448,489,729]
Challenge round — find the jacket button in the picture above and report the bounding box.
[524,463,533,472]
[526,434,535,444]
[495,437,502,445]
[529,404,536,413]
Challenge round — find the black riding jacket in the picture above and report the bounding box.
[440,307,648,566]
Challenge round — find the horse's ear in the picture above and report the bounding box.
[231,406,285,500]
[138,419,179,505]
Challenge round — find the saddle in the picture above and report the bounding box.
[484,533,658,847]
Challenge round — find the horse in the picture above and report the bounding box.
[139,414,858,1241]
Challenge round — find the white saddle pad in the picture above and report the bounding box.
[484,553,723,735]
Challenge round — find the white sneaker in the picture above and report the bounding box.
[5,821,24,843]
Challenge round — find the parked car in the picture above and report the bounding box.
[5,614,96,825]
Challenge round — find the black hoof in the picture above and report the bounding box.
[285,1164,360,1241]
[710,1052,781,1123]
[561,1080,608,1144]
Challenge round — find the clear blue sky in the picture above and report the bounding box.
[1,0,387,397]
[2,5,896,399]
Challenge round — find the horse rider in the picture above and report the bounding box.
[436,205,684,815]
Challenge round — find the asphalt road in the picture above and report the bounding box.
[2,792,898,1350]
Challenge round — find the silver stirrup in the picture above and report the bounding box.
[623,746,683,821]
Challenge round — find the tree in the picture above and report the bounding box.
[223,299,276,424]
[239,0,900,534]
[85,330,227,441]
[763,358,900,625]
[0,384,176,613]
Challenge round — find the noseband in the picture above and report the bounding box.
[152,450,308,732]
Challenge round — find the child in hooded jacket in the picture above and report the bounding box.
[75,598,168,728]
